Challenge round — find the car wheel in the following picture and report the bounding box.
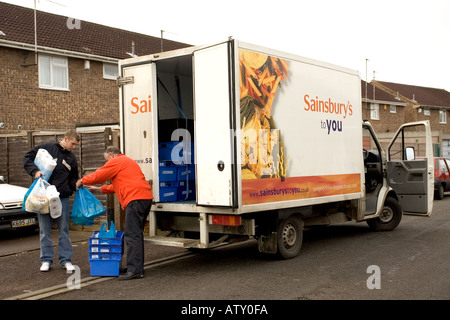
[435,184,444,200]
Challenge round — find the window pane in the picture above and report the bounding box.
[440,160,448,172]
[370,103,379,120]
[53,65,67,88]
[390,105,396,113]
[52,57,67,66]
[439,110,447,123]
[103,63,117,79]
[39,56,51,86]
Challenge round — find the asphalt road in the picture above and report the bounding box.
[1,195,449,307]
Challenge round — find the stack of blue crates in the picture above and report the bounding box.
[88,231,124,276]
[159,142,195,202]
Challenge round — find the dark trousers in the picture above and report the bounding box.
[124,199,152,274]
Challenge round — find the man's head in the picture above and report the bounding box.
[60,130,80,151]
[104,146,122,162]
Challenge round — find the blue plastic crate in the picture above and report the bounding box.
[160,187,177,202]
[159,141,194,164]
[89,245,122,254]
[177,165,195,180]
[159,180,177,187]
[89,253,122,276]
[89,231,124,246]
[159,162,177,182]
[89,253,122,261]
[159,142,178,161]
[177,183,195,201]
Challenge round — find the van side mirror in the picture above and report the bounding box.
[405,147,415,160]
[0,176,4,182]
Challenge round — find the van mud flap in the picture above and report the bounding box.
[258,232,277,254]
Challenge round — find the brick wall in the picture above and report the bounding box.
[362,101,408,133]
[0,47,119,133]
[362,101,449,136]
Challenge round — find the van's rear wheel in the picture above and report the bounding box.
[367,197,402,231]
[276,216,303,259]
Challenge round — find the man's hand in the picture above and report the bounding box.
[86,186,101,192]
[75,179,83,189]
[34,171,43,179]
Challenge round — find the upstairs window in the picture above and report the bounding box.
[390,105,396,113]
[39,55,69,90]
[103,63,118,80]
[370,103,379,120]
[439,110,447,124]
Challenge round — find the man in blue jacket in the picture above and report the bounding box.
[23,131,80,272]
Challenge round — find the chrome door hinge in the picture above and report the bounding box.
[116,76,134,87]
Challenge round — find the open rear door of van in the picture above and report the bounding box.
[387,121,433,216]
[119,62,158,197]
[193,42,237,207]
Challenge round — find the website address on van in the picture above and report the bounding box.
[249,186,309,198]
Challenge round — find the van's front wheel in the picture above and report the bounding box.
[367,197,402,231]
[276,216,303,259]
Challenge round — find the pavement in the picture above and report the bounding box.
[0,227,187,300]
[0,228,93,257]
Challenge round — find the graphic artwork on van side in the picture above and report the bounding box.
[239,49,289,181]
[239,48,362,205]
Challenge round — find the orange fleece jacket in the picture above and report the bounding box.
[81,154,153,209]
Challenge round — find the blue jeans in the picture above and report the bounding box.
[37,197,73,266]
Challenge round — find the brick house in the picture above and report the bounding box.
[0,2,191,134]
[362,80,450,156]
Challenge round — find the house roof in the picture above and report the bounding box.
[0,2,192,60]
[361,80,405,104]
[375,81,450,108]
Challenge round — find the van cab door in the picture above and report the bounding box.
[387,121,433,216]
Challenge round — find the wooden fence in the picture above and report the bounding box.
[0,128,121,230]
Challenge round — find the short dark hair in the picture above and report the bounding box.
[65,130,80,142]
[104,146,122,155]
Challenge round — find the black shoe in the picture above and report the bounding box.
[119,267,127,275]
[118,271,144,281]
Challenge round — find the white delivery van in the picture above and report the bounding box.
[117,39,433,259]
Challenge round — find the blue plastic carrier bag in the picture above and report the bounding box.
[71,187,106,225]
[98,221,117,238]
[22,178,39,212]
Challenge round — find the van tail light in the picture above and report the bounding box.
[208,215,242,226]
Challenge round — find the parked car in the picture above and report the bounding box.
[0,176,38,231]
[434,157,450,200]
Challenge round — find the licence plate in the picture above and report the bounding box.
[12,218,37,228]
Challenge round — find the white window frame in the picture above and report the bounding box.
[370,103,379,120]
[439,110,447,124]
[103,63,118,80]
[390,105,396,113]
[38,54,69,90]
[424,109,430,116]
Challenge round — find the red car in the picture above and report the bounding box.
[434,157,450,200]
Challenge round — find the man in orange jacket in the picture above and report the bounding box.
[76,146,153,280]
